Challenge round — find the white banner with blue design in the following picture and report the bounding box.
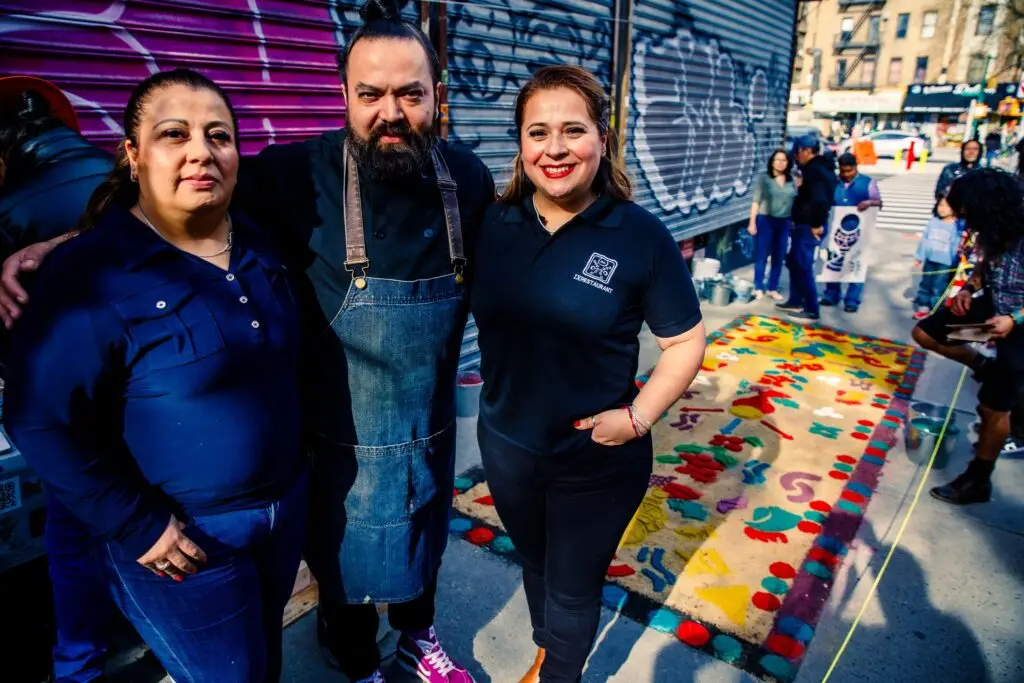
[818,207,879,284]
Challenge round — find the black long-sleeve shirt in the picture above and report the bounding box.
[792,155,837,229]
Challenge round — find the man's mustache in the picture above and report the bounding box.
[370,122,413,145]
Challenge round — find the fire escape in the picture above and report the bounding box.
[830,0,886,91]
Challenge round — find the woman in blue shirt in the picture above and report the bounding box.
[471,66,706,683]
[5,69,306,683]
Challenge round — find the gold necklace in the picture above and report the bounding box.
[136,204,232,260]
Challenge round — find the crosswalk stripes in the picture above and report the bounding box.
[874,171,942,233]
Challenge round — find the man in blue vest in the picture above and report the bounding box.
[820,153,883,313]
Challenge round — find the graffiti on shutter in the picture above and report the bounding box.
[627,1,796,240]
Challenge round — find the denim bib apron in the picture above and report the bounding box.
[305,141,468,605]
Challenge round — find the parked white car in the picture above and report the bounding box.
[840,131,933,158]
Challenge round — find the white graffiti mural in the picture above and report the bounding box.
[631,26,772,216]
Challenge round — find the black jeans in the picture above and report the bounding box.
[478,421,652,683]
[318,581,436,679]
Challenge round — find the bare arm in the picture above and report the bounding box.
[632,322,707,424]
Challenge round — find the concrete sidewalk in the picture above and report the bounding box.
[266,226,1024,682]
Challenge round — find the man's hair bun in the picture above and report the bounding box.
[360,0,407,23]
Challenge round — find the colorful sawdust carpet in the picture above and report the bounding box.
[451,314,926,682]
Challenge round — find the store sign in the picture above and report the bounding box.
[903,82,1017,113]
[811,90,903,114]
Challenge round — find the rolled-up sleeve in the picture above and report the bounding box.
[5,267,169,559]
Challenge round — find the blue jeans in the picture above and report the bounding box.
[45,493,115,682]
[915,259,955,309]
[785,224,821,316]
[102,472,307,683]
[754,215,791,292]
[821,282,864,310]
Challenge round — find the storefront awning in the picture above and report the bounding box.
[811,89,904,114]
[902,82,1018,114]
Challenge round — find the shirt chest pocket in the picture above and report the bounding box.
[114,284,226,373]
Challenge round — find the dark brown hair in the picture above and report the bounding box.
[79,68,239,231]
[337,0,440,86]
[767,149,792,180]
[501,65,632,204]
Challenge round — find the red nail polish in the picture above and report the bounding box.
[174,575,183,583]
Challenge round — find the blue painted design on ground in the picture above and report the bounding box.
[720,418,742,435]
[454,476,474,491]
[761,576,789,595]
[777,615,815,643]
[641,567,667,592]
[838,500,863,515]
[816,535,848,555]
[648,608,682,633]
[651,548,677,584]
[805,561,834,579]
[449,518,473,533]
[760,654,797,681]
[491,536,515,553]
[712,634,743,663]
[846,482,872,496]
[862,455,885,466]
[602,584,629,610]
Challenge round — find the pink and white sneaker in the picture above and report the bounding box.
[397,626,475,683]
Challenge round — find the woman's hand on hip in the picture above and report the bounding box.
[136,515,207,581]
[747,220,757,236]
[574,408,636,446]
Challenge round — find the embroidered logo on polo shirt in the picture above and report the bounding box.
[574,252,617,293]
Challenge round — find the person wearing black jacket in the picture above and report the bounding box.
[935,138,981,199]
[0,76,114,683]
[777,135,837,322]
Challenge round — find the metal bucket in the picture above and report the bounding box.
[711,282,733,306]
[909,401,958,431]
[905,417,960,470]
[455,372,483,418]
[732,279,755,303]
[692,278,705,300]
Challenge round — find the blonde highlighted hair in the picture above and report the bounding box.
[500,65,632,204]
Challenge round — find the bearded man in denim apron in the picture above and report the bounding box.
[239,3,493,682]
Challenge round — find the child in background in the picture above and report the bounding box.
[913,197,964,320]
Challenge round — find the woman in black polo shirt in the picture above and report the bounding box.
[471,65,706,683]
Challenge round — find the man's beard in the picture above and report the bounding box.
[347,121,435,182]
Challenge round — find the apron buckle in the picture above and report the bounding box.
[345,260,370,289]
[453,258,467,285]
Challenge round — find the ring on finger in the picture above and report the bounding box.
[155,560,171,570]
[590,416,597,429]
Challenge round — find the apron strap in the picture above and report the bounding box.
[342,140,467,286]
[430,148,467,283]
[342,141,369,286]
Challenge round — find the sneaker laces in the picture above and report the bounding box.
[355,672,385,683]
[423,646,457,676]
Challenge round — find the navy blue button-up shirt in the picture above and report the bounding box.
[4,208,304,557]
